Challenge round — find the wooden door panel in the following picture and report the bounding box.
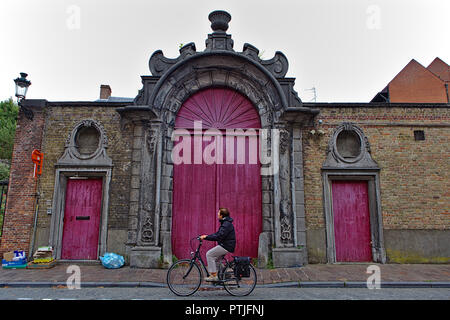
[61,178,102,260]
[217,134,261,258]
[172,138,217,261]
[332,180,372,262]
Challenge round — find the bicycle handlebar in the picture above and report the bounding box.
[190,236,202,251]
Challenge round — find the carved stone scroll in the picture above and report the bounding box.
[149,43,197,76]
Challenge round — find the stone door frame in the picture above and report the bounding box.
[49,119,113,261]
[321,122,386,264]
[49,168,112,261]
[322,171,386,264]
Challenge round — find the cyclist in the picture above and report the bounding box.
[200,207,236,282]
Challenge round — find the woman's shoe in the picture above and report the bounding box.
[205,274,219,282]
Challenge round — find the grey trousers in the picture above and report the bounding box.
[205,245,229,273]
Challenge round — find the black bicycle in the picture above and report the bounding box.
[166,236,257,296]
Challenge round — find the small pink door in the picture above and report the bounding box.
[332,180,372,262]
[61,178,103,260]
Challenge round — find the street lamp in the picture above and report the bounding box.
[13,72,33,120]
[14,72,31,100]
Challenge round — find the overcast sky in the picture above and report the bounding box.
[1,0,449,103]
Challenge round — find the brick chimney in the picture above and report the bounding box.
[100,84,112,100]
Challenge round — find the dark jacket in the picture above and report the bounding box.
[205,216,236,253]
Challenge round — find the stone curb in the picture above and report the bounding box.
[1,281,449,288]
[0,281,166,288]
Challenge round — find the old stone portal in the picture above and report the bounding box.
[117,10,318,268]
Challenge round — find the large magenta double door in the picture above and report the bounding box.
[172,88,262,260]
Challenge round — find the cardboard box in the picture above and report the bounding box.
[3,252,15,261]
[27,260,56,269]
[2,258,27,269]
[32,247,54,262]
[2,264,27,269]
[3,250,26,262]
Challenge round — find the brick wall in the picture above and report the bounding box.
[0,103,132,254]
[303,105,450,263]
[4,101,448,264]
[0,104,46,257]
[27,104,133,255]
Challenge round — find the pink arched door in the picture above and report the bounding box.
[172,88,262,261]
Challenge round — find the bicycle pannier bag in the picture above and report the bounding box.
[234,256,251,279]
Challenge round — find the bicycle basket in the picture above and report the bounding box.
[233,256,251,279]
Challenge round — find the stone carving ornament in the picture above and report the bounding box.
[148,11,289,80]
[323,122,379,170]
[149,43,197,77]
[57,119,112,167]
[141,217,154,243]
[278,129,290,154]
[138,125,160,245]
[146,128,158,154]
[280,197,293,244]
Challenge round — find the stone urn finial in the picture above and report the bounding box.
[208,10,231,33]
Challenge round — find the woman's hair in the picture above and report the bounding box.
[219,207,230,217]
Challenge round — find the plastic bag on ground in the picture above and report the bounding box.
[100,252,125,269]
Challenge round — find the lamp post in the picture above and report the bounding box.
[14,72,33,120]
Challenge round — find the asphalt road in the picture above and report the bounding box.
[1,287,446,319]
[0,286,448,300]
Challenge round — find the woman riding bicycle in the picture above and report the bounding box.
[200,207,236,282]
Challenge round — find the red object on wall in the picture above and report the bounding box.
[31,149,44,178]
[332,180,372,262]
[172,88,262,261]
[61,178,103,260]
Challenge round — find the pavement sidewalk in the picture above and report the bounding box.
[1,263,449,288]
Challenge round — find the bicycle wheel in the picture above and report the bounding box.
[223,263,257,296]
[167,259,202,296]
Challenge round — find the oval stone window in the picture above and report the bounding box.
[75,126,100,155]
[336,130,361,159]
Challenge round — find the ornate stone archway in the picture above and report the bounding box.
[117,10,319,268]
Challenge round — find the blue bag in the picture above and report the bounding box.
[100,252,124,269]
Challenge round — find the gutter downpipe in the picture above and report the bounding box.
[29,181,40,260]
